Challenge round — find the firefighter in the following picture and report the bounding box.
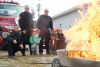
[7,26,23,58]
[37,9,53,55]
[18,5,34,55]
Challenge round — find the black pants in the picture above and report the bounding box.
[39,33,51,54]
[21,29,32,55]
[7,42,23,56]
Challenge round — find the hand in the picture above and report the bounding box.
[22,30,26,34]
[20,44,23,49]
[13,39,17,44]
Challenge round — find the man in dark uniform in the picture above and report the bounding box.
[18,5,33,55]
[37,9,53,55]
[7,26,23,57]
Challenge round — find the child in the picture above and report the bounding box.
[7,25,24,58]
[29,28,41,55]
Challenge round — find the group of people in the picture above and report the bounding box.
[3,5,66,58]
[7,25,41,57]
[6,5,54,57]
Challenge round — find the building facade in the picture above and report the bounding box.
[52,7,81,30]
[52,2,89,30]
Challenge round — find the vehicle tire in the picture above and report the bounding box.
[51,58,63,67]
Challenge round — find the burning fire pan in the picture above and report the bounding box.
[51,49,100,67]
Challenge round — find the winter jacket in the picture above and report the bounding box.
[29,35,41,44]
[7,31,23,45]
[37,15,53,37]
[19,11,33,30]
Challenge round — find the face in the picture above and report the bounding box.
[14,27,20,32]
[32,32,37,35]
[44,9,49,16]
[24,5,29,12]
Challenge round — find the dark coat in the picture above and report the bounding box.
[7,31,23,45]
[18,11,34,45]
[7,31,23,55]
[18,11,33,30]
[37,15,53,37]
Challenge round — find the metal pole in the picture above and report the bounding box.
[60,24,62,29]
[37,0,41,18]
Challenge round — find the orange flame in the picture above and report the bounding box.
[64,0,100,61]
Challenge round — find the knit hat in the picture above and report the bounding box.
[31,29,37,34]
[32,29,37,32]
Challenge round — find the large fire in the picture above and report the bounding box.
[64,0,100,61]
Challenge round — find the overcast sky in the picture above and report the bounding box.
[18,0,90,19]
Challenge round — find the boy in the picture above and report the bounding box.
[7,25,23,58]
[29,28,41,55]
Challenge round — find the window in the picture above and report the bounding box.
[0,4,23,16]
